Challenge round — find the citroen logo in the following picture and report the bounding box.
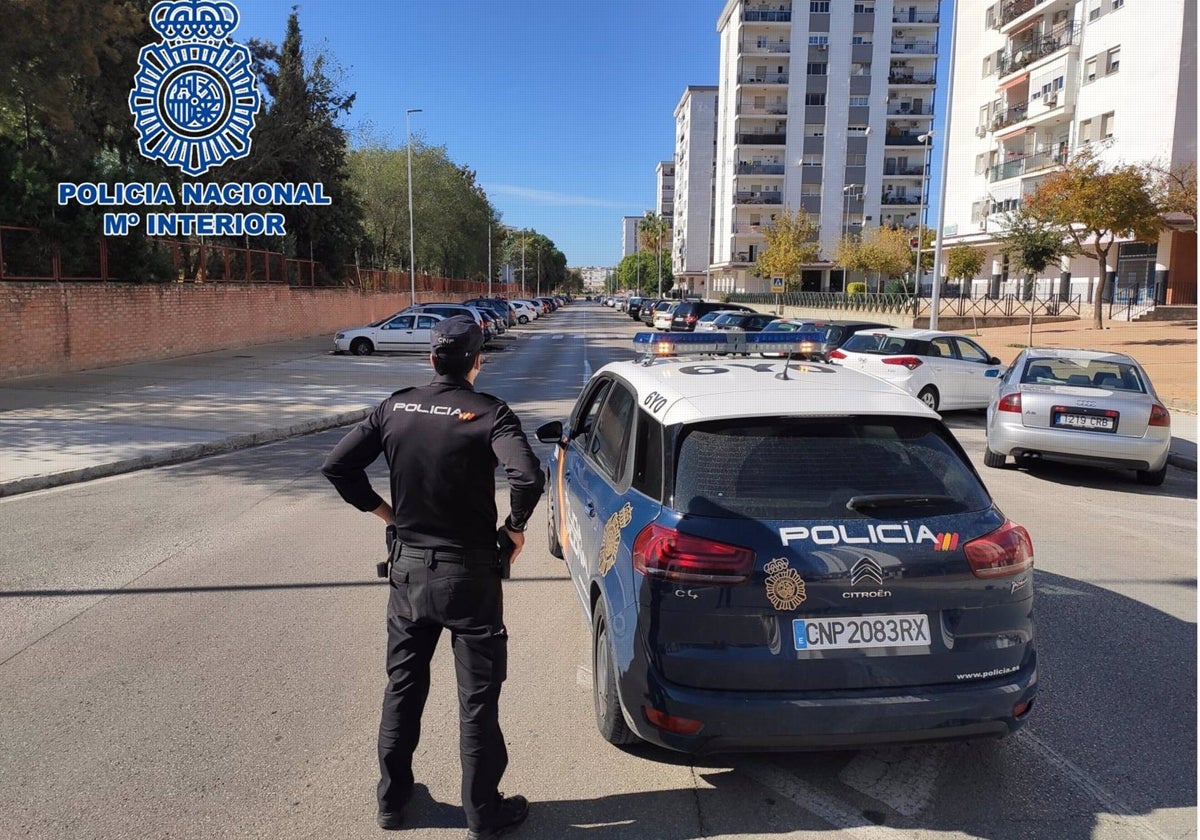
[851,557,885,587]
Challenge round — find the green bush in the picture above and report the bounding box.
[884,279,914,295]
[846,281,867,297]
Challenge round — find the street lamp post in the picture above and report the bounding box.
[406,108,422,305]
[521,232,527,298]
[842,183,862,237]
[916,131,934,293]
[487,223,492,298]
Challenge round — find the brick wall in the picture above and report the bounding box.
[0,283,467,379]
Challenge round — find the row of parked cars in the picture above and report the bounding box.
[332,295,571,356]
[613,301,1173,486]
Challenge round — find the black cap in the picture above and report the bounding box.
[430,314,484,356]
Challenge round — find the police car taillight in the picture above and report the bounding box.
[882,356,923,370]
[964,520,1034,579]
[632,523,755,584]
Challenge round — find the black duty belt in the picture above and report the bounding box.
[395,545,497,568]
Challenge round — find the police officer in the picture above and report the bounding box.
[322,315,544,838]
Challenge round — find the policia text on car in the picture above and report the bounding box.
[322,315,544,839]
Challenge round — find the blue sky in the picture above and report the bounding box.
[235,0,954,267]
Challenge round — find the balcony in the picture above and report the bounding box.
[739,72,790,85]
[734,191,783,205]
[742,41,790,54]
[987,148,1068,182]
[737,132,787,145]
[892,10,939,23]
[881,193,925,206]
[737,104,788,116]
[734,223,766,235]
[884,132,927,146]
[737,162,786,175]
[887,103,934,116]
[743,8,792,22]
[997,23,1079,77]
[889,71,936,85]
[990,102,1030,131]
[884,163,925,176]
[891,41,937,55]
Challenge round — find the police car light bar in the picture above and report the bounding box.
[744,332,823,356]
[633,331,729,362]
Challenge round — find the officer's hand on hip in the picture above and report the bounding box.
[504,527,525,564]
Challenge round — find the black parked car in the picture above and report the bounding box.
[627,296,646,319]
[669,300,757,332]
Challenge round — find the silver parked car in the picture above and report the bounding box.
[983,348,1172,485]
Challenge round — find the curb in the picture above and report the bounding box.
[0,408,372,499]
[1168,452,1198,472]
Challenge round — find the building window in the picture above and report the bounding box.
[851,34,873,45]
[1101,110,1115,139]
[809,34,830,46]
[1089,2,1101,20]
[847,153,867,166]
[803,154,823,166]
[1107,46,1120,74]
[806,92,827,106]
[851,62,871,76]
[1053,75,1064,90]
[847,125,869,135]
[854,3,875,12]
[801,184,821,195]
[849,96,870,107]
[985,4,996,28]
[1112,0,1124,8]
[1085,57,1098,82]
[807,62,828,75]
[982,54,992,76]
[805,124,825,136]
[811,1,830,11]
[1079,118,1094,144]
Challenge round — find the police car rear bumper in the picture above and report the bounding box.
[620,657,1037,754]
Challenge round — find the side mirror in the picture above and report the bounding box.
[535,421,564,444]
[988,356,1001,365]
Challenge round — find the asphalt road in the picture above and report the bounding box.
[0,303,1194,840]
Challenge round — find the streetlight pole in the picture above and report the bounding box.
[842,183,862,237]
[521,232,526,298]
[916,131,934,295]
[406,108,422,305]
[929,5,960,332]
[536,242,542,297]
[487,223,492,298]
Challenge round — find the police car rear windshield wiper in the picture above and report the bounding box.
[845,494,956,511]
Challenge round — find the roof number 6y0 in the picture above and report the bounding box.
[643,391,668,413]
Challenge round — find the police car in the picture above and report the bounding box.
[536,332,1036,753]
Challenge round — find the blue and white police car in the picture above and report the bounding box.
[536,332,1037,753]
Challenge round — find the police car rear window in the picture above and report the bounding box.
[673,417,989,520]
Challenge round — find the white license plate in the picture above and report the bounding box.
[1054,413,1114,431]
[793,614,931,651]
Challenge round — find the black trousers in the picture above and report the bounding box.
[378,552,508,832]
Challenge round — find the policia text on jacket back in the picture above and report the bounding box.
[322,315,544,839]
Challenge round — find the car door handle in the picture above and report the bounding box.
[563,469,571,481]
[584,501,596,518]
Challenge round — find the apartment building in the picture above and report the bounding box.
[942,0,1196,304]
[710,0,941,293]
[671,86,720,295]
[621,215,643,258]
[656,161,676,228]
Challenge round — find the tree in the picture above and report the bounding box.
[499,228,568,296]
[946,244,986,287]
[996,206,1078,345]
[857,226,913,293]
[615,250,672,297]
[242,10,364,280]
[1147,160,1198,225]
[755,208,820,291]
[638,212,671,297]
[910,227,935,278]
[1024,147,1161,328]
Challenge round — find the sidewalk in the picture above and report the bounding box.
[0,320,1195,497]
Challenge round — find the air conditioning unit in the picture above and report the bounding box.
[975,125,988,137]
[1043,95,1058,107]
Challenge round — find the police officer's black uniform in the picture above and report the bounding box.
[322,316,544,837]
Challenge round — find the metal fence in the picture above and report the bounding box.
[725,291,1084,318]
[0,224,489,295]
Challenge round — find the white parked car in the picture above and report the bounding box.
[509,300,540,323]
[335,312,446,356]
[984,348,1171,485]
[828,327,1004,412]
[652,302,679,331]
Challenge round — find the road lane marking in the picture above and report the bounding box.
[1017,729,1173,840]
[741,760,897,838]
[838,745,946,817]
[553,334,566,340]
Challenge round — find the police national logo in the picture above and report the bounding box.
[129,0,261,176]
[764,558,806,611]
[597,503,633,577]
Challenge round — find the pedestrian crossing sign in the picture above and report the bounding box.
[771,277,785,291]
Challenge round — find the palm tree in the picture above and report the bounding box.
[638,212,670,298]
